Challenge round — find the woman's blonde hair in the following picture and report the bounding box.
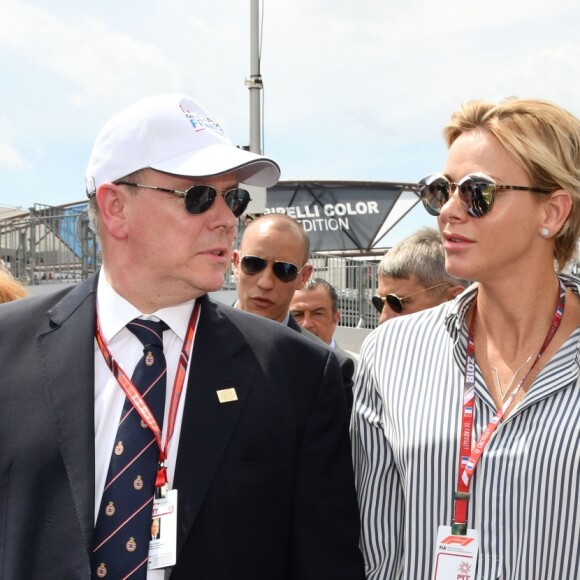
[444,98,580,270]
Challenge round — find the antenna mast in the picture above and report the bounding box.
[246,0,262,154]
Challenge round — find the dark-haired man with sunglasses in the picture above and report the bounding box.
[290,278,357,416]
[373,227,468,325]
[233,214,356,415]
[0,94,365,580]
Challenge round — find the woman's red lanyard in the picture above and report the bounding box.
[95,301,201,496]
[452,280,566,535]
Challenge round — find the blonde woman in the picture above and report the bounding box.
[352,99,580,579]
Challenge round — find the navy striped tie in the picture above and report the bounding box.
[92,318,168,579]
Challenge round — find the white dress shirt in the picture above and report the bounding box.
[94,272,196,578]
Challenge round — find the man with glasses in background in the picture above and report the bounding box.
[372,227,468,325]
[0,93,365,580]
[233,214,355,414]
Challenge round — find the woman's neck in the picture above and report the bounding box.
[472,274,562,360]
[471,273,568,413]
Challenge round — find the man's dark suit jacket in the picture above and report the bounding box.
[287,315,355,416]
[0,274,365,579]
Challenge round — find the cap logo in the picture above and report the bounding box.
[179,105,225,136]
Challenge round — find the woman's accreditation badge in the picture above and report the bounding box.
[432,525,479,580]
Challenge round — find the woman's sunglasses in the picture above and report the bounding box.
[371,283,449,314]
[240,255,303,283]
[115,181,251,217]
[417,172,552,218]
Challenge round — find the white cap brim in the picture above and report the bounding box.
[151,143,280,187]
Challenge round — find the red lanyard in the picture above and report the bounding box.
[95,301,201,491]
[452,281,566,535]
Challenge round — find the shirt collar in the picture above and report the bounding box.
[444,282,478,341]
[97,270,195,342]
[560,272,580,296]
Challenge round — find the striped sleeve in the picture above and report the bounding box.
[351,328,404,579]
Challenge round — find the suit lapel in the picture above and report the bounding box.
[173,295,256,554]
[36,276,98,554]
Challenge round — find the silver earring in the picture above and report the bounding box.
[540,227,550,238]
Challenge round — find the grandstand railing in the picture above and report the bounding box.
[0,206,380,328]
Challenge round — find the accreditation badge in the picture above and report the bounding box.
[147,489,178,570]
[432,525,478,580]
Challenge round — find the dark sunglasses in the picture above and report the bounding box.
[372,282,449,314]
[240,255,304,283]
[115,181,251,217]
[417,172,552,218]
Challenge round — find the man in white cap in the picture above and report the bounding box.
[0,94,365,580]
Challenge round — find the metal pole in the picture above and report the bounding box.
[26,210,35,283]
[247,0,262,154]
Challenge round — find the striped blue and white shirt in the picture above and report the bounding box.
[351,275,580,579]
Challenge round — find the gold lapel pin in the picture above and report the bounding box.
[217,388,238,403]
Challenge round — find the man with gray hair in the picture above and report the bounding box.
[290,278,341,347]
[372,227,468,325]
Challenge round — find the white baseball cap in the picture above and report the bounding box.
[85,93,280,196]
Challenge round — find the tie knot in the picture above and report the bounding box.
[127,318,168,349]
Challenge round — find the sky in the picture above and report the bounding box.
[1,0,580,242]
